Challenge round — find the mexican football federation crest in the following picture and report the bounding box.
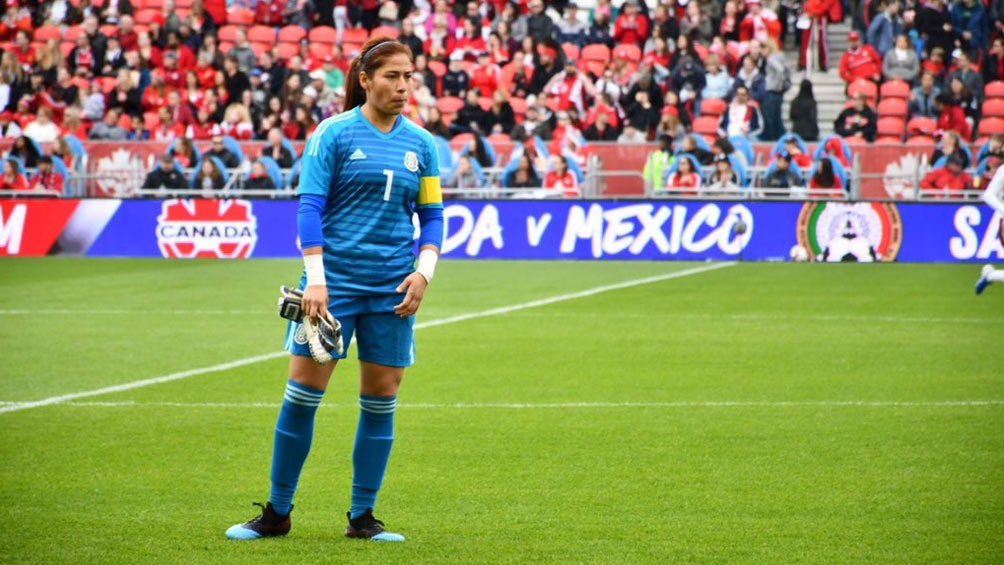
[795,202,902,262]
[403,151,419,172]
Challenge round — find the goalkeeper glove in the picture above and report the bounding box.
[277,286,344,364]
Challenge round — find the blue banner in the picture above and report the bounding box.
[73,199,1001,262]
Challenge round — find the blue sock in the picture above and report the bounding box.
[350,394,397,519]
[268,380,324,516]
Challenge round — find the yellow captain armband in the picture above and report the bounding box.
[417,176,442,206]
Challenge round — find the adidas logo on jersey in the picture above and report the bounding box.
[349,148,367,160]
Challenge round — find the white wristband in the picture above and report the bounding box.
[304,253,326,287]
[416,248,439,283]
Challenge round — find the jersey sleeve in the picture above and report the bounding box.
[297,119,338,198]
[417,132,443,210]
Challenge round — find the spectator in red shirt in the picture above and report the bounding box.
[839,31,882,85]
[919,155,973,197]
[0,158,27,190]
[665,155,702,196]
[454,18,487,60]
[28,155,65,193]
[739,0,782,44]
[11,29,34,71]
[542,154,580,198]
[117,14,139,51]
[614,0,650,48]
[934,92,971,140]
[801,0,839,71]
[808,157,844,197]
[153,106,185,140]
[468,51,501,98]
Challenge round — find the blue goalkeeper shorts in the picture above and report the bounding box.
[283,294,416,368]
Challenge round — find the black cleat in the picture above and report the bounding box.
[225,502,291,540]
[344,509,405,542]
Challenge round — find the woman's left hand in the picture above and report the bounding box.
[394,272,429,318]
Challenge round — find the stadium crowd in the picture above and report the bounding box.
[0,0,999,197]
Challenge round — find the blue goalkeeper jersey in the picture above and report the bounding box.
[298,107,442,297]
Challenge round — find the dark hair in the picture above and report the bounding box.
[813,158,836,187]
[714,137,735,154]
[345,37,413,110]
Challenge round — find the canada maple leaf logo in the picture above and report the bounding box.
[883,153,923,199]
[94,148,148,198]
[156,199,258,259]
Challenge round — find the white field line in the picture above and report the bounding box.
[10,400,1003,409]
[0,262,735,416]
[0,309,264,315]
[500,312,1004,325]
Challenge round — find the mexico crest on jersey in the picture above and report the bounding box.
[403,151,419,172]
[795,202,903,262]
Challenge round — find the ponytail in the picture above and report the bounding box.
[344,56,365,110]
[343,37,413,111]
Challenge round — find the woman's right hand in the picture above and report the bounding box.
[301,284,328,320]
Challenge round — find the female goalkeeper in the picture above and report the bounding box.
[226,37,443,542]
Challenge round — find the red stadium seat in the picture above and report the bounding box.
[143,111,160,130]
[59,42,74,57]
[134,9,159,24]
[64,25,84,43]
[436,96,464,114]
[977,117,1004,137]
[985,81,1004,100]
[879,79,910,100]
[276,42,298,59]
[693,43,708,61]
[451,132,476,148]
[248,25,275,44]
[117,113,132,130]
[308,42,333,59]
[369,25,400,40]
[905,135,936,146]
[98,76,117,94]
[33,25,62,42]
[847,79,878,104]
[580,43,611,64]
[339,27,367,45]
[612,43,641,62]
[250,42,271,58]
[700,98,726,118]
[509,96,528,123]
[144,0,165,9]
[487,132,511,144]
[874,136,903,144]
[692,116,719,136]
[478,96,493,112]
[174,0,193,7]
[227,8,254,25]
[877,98,907,118]
[876,117,905,139]
[278,25,307,44]
[427,59,447,96]
[99,24,118,38]
[307,25,337,44]
[981,98,1004,118]
[342,42,362,57]
[906,116,937,136]
[217,25,238,44]
[561,42,579,63]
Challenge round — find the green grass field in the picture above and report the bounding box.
[0,258,1002,563]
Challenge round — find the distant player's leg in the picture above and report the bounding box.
[976,265,1004,295]
[344,312,412,542]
